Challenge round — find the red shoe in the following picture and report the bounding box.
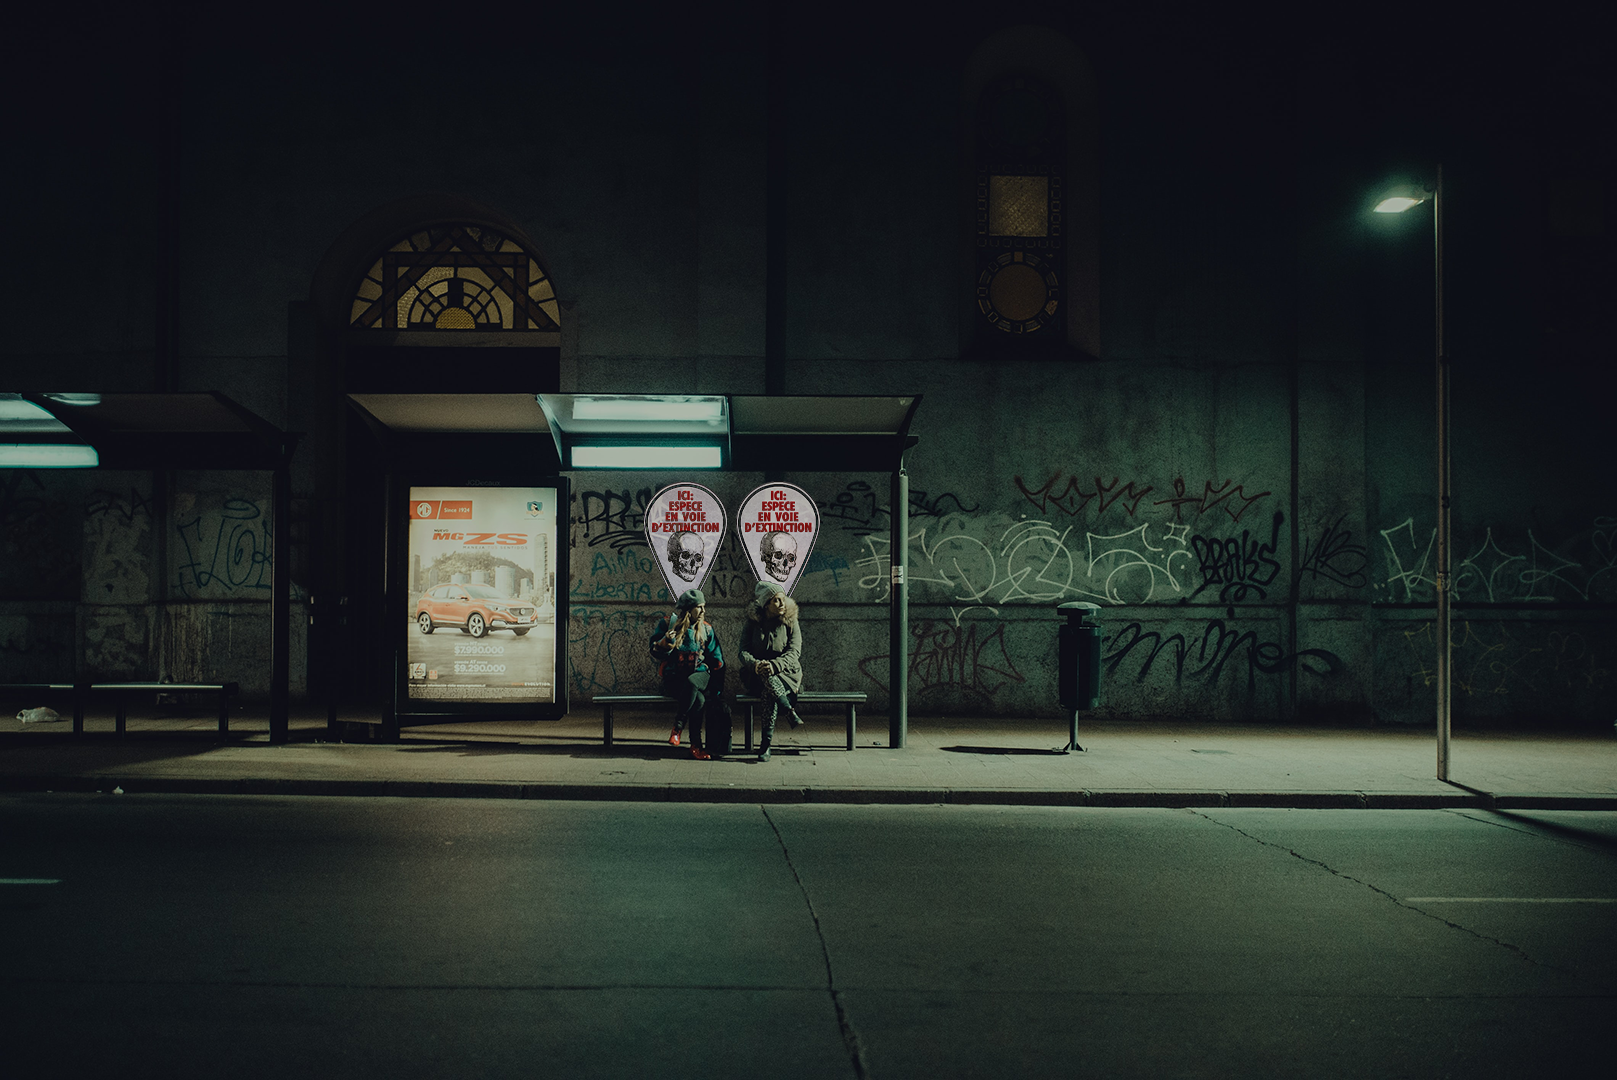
[668,728,681,746]
[691,747,711,760]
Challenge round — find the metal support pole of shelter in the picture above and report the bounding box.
[270,451,292,744]
[1434,164,1451,781]
[890,463,907,748]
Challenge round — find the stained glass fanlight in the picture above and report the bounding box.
[350,225,560,332]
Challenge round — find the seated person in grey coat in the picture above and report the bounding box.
[738,580,804,761]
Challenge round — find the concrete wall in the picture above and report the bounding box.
[3,7,1610,725]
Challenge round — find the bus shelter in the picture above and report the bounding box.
[346,392,921,745]
[2,392,298,740]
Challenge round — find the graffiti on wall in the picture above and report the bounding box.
[854,513,1300,607]
[1396,619,1614,697]
[572,487,657,552]
[858,616,1027,703]
[84,487,153,602]
[838,473,1283,606]
[567,606,659,696]
[1188,513,1283,603]
[1378,516,1617,603]
[1300,515,1369,589]
[173,496,273,598]
[1,471,76,598]
[1105,618,1343,692]
[1013,473,1272,523]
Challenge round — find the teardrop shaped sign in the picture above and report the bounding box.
[735,482,819,596]
[645,482,728,600]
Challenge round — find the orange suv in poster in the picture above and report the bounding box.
[415,584,538,638]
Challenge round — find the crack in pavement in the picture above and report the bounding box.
[1190,810,1550,970]
[762,806,871,1080]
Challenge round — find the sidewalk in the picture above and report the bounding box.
[2,705,1614,809]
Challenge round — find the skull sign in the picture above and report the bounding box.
[759,531,797,581]
[646,483,727,599]
[735,482,819,596]
[667,530,706,581]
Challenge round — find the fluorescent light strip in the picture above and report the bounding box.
[0,444,99,468]
[573,397,724,422]
[572,445,722,469]
[0,397,72,431]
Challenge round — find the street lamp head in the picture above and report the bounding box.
[1374,195,1427,213]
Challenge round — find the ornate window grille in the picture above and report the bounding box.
[350,225,560,332]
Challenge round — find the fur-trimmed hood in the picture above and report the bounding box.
[748,592,799,626]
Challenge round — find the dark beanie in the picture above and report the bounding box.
[676,588,705,609]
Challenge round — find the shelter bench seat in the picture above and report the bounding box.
[1,682,239,737]
[735,691,866,752]
[592,693,679,747]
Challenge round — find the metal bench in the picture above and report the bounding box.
[592,693,680,747]
[2,682,239,737]
[735,691,866,751]
[92,682,240,737]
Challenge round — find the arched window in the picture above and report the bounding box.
[975,74,1065,338]
[349,224,560,333]
[965,28,1099,358]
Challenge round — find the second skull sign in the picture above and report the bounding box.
[735,482,820,596]
[645,482,728,599]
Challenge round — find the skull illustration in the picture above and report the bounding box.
[759,531,798,582]
[667,531,705,582]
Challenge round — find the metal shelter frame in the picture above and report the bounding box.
[4,392,298,742]
[348,392,922,747]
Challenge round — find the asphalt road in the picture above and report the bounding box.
[3,795,1613,1078]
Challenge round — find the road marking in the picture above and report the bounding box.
[1405,897,1617,903]
[1,878,62,885]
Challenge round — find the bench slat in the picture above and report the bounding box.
[736,693,866,703]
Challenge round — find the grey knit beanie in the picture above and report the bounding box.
[675,588,705,609]
[754,580,784,607]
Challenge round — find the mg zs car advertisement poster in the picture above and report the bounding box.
[406,486,558,705]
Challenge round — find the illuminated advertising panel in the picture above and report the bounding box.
[404,484,560,707]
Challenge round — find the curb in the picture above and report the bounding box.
[2,775,1613,810]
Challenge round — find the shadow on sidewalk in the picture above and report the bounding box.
[941,745,1072,756]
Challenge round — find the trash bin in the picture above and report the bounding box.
[1056,602,1102,752]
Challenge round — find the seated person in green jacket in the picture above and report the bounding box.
[649,588,724,760]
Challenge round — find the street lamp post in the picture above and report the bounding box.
[1375,165,1449,780]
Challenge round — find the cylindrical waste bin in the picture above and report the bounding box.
[1056,602,1102,752]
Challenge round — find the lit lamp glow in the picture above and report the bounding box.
[1374,196,1427,213]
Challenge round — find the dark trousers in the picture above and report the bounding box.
[663,668,722,747]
